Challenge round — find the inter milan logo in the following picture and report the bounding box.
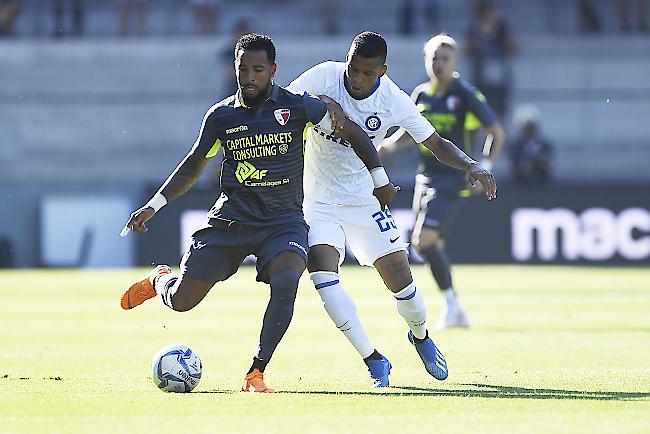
[364,115,381,131]
[274,108,291,125]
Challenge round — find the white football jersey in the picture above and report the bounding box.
[288,61,436,206]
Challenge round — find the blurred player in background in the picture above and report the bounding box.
[381,33,504,328]
[119,33,397,393]
[288,32,497,386]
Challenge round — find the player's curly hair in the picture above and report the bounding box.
[351,31,387,63]
[235,33,276,64]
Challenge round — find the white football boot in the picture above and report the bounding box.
[435,295,470,329]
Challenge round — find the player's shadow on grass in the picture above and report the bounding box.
[198,383,649,401]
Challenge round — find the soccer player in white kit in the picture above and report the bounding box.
[287,32,497,387]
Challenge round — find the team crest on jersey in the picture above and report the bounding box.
[446,96,460,111]
[364,115,381,131]
[274,108,291,125]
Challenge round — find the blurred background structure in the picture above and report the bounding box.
[1,0,649,268]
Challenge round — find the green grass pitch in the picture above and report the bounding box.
[1,265,649,433]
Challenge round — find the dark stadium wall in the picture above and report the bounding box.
[138,185,650,267]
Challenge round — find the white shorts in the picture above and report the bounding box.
[304,200,409,267]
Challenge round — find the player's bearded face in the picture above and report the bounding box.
[235,49,276,106]
[344,53,387,100]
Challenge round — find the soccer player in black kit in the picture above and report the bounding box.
[381,34,504,328]
[119,34,398,392]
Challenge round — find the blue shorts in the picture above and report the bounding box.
[412,180,466,236]
[179,218,309,284]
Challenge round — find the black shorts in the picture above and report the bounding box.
[179,218,309,285]
[412,180,466,236]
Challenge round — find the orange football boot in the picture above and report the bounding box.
[120,265,171,310]
[241,369,274,393]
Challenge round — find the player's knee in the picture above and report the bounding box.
[415,229,443,251]
[307,245,339,273]
[269,270,300,305]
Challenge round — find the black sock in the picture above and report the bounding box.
[247,357,268,374]
[419,245,452,291]
[363,350,382,364]
[412,330,429,344]
[254,271,299,365]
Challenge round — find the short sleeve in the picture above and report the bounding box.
[395,91,436,143]
[465,86,497,129]
[302,93,329,128]
[190,104,222,159]
[287,62,331,96]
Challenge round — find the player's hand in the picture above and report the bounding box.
[468,162,497,200]
[319,94,346,134]
[373,183,400,210]
[124,206,156,234]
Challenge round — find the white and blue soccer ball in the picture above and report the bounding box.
[151,344,202,392]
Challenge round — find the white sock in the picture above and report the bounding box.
[394,281,427,340]
[443,287,457,305]
[154,273,179,309]
[310,272,374,359]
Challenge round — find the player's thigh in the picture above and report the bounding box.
[373,250,413,293]
[254,220,309,283]
[304,201,347,266]
[412,188,461,249]
[179,227,248,288]
[343,204,407,267]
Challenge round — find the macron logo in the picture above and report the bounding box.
[288,241,307,256]
[226,125,248,135]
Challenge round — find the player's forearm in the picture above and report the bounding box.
[158,154,208,203]
[342,119,382,171]
[424,132,477,171]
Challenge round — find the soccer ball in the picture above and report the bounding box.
[151,344,202,392]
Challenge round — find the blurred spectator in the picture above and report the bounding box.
[319,0,340,35]
[465,0,517,121]
[423,0,440,30]
[53,0,83,38]
[578,0,601,34]
[617,0,648,32]
[117,0,148,37]
[0,0,21,36]
[217,19,251,100]
[508,104,554,184]
[191,0,222,35]
[0,235,14,268]
[398,0,415,34]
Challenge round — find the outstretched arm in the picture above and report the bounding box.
[421,132,497,200]
[377,127,417,157]
[121,107,220,235]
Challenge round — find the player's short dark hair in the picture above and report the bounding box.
[351,31,387,63]
[234,33,276,64]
